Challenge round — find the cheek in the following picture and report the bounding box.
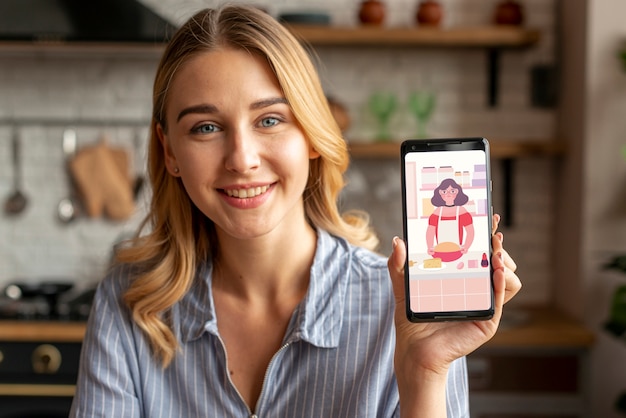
[176,147,220,183]
[275,139,312,175]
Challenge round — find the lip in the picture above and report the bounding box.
[219,182,274,209]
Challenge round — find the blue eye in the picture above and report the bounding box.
[260,117,279,128]
[193,123,220,134]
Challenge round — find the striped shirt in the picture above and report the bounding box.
[70,229,469,417]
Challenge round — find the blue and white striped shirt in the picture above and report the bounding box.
[70,229,469,417]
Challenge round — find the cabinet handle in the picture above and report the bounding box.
[32,344,62,374]
[0,349,3,365]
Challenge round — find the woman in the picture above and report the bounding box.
[70,5,520,417]
[427,178,474,258]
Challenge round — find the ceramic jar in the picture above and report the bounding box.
[416,1,443,26]
[358,0,386,25]
[493,0,524,25]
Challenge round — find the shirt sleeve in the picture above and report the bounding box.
[459,211,473,227]
[446,356,470,417]
[428,212,440,227]
[69,273,143,418]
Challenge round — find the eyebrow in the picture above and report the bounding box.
[250,97,288,110]
[176,97,289,122]
[176,104,217,122]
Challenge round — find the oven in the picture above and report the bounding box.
[0,282,92,418]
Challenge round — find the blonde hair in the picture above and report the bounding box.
[117,4,378,367]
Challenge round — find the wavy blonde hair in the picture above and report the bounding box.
[117,4,379,367]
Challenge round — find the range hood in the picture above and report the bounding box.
[0,0,177,43]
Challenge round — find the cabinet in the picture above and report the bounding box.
[0,321,85,417]
[469,308,594,418]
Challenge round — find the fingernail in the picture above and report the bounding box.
[392,236,399,249]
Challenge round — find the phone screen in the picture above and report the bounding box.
[401,138,494,322]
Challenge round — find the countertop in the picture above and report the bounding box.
[487,306,595,349]
[0,307,596,348]
[0,320,86,343]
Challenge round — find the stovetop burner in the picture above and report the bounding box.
[0,281,94,322]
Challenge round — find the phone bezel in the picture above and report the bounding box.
[400,137,494,322]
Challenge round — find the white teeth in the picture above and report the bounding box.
[225,185,269,199]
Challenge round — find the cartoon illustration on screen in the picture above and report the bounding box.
[404,150,492,313]
[426,178,474,262]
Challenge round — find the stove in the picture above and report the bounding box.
[0,282,94,322]
[0,282,93,417]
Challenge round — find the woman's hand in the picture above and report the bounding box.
[387,213,520,416]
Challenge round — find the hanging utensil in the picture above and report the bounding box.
[57,128,81,223]
[132,128,146,200]
[4,128,28,215]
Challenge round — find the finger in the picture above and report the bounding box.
[492,232,517,272]
[388,237,406,296]
[491,232,521,304]
[490,250,507,325]
[491,231,504,256]
[503,266,522,303]
[491,213,501,235]
[500,247,517,272]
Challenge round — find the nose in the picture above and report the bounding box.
[223,127,261,173]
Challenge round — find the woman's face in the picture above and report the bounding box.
[158,47,319,240]
[439,185,458,205]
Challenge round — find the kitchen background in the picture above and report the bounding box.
[0,0,624,416]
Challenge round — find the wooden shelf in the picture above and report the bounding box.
[287,24,541,107]
[0,41,166,58]
[348,140,566,159]
[285,24,540,48]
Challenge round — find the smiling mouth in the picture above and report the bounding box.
[224,185,270,199]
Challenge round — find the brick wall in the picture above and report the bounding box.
[0,0,556,304]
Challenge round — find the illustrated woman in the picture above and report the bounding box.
[70,5,520,418]
[426,178,474,257]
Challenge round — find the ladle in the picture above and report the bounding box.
[4,129,28,215]
[57,129,81,223]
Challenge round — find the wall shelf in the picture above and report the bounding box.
[0,41,166,58]
[285,24,540,48]
[286,24,540,107]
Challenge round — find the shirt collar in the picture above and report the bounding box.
[178,229,351,348]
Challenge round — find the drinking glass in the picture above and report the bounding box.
[368,91,397,141]
[408,90,436,138]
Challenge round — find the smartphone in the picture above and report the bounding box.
[400,137,494,322]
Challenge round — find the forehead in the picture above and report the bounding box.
[163,48,283,118]
[174,48,275,87]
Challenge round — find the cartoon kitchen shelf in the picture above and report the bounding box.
[416,163,490,219]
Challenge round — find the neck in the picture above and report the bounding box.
[212,223,317,302]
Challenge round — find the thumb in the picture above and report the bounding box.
[388,236,407,303]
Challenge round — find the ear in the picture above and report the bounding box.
[157,124,180,177]
[308,144,320,160]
